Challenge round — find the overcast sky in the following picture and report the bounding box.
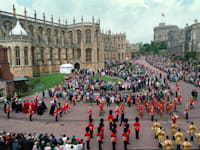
[0,0,200,43]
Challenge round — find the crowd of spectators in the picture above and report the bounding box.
[146,55,200,86]
[0,131,84,150]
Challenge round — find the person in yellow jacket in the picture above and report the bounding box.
[171,121,177,141]
[153,119,160,139]
[163,135,172,150]
[196,131,200,149]
[182,138,192,150]
[157,127,165,148]
[175,128,183,150]
[188,122,196,141]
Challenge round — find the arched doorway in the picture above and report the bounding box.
[74,63,80,70]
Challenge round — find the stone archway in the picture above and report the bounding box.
[74,63,80,70]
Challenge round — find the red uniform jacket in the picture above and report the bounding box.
[88,123,94,131]
[108,115,114,122]
[134,122,140,131]
[110,133,117,142]
[85,132,91,141]
[96,133,103,141]
[122,133,129,142]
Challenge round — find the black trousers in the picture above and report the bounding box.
[109,122,112,130]
[128,102,131,107]
[116,115,119,122]
[55,115,58,121]
[136,130,139,139]
[112,142,116,150]
[98,141,102,150]
[151,115,154,121]
[186,113,188,119]
[30,114,32,121]
[87,141,90,150]
[124,141,127,150]
[90,130,93,138]
[177,144,180,150]
[120,118,124,126]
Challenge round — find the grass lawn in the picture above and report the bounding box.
[23,73,66,97]
[91,75,119,84]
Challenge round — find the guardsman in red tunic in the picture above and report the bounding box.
[111,129,117,150]
[88,118,94,138]
[54,108,59,122]
[85,127,91,150]
[97,127,103,150]
[126,124,131,144]
[58,102,62,117]
[150,106,155,121]
[128,96,132,107]
[134,117,140,139]
[6,104,11,119]
[185,104,189,120]
[177,93,182,104]
[174,98,178,112]
[114,106,120,121]
[122,128,128,150]
[108,110,114,130]
[189,97,194,109]
[63,101,69,114]
[169,103,173,116]
[171,114,178,124]
[120,103,125,113]
[166,102,170,113]
[100,119,104,138]
[88,106,92,121]
[139,105,143,118]
[29,107,33,121]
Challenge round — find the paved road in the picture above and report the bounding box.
[0,57,199,150]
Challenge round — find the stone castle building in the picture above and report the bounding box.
[0,6,130,78]
[102,30,130,61]
[154,21,200,58]
[153,23,179,42]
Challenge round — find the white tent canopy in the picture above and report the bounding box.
[60,64,74,74]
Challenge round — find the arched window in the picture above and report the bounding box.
[40,48,44,64]
[50,47,53,60]
[77,48,81,59]
[68,31,73,44]
[77,30,81,44]
[55,29,58,44]
[86,29,91,44]
[15,47,20,65]
[24,47,28,65]
[47,28,51,43]
[38,27,43,43]
[31,47,35,65]
[86,48,91,62]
